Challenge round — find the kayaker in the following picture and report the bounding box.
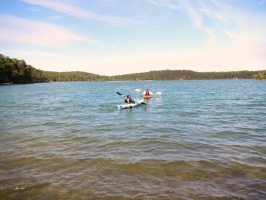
[144,89,152,96]
[125,95,135,103]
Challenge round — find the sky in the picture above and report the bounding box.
[0,0,266,76]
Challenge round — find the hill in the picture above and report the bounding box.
[0,54,265,84]
[0,54,105,83]
[109,70,261,81]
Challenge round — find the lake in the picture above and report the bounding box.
[0,80,265,199]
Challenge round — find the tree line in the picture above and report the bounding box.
[252,71,266,80]
[0,54,106,83]
[0,54,265,84]
[108,70,263,81]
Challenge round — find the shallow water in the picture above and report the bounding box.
[0,80,265,199]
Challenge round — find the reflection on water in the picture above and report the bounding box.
[156,97,162,102]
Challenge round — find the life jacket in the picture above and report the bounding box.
[145,90,150,95]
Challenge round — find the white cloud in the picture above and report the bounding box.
[191,0,266,43]
[21,0,143,26]
[147,0,182,9]
[146,0,266,44]
[224,13,266,43]
[146,0,218,42]
[0,14,95,48]
[48,15,64,20]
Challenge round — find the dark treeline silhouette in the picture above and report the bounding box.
[109,70,264,81]
[0,54,106,83]
[0,54,265,84]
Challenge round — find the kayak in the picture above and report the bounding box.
[143,95,152,99]
[143,91,153,99]
[117,99,146,109]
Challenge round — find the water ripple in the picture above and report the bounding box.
[0,80,265,199]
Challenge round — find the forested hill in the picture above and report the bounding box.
[0,54,265,84]
[0,54,106,83]
[109,70,261,81]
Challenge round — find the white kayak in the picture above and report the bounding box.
[117,99,146,109]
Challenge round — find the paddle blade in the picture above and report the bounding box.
[141,102,147,106]
[136,89,142,92]
[155,92,162,95]
[117,92,122,96]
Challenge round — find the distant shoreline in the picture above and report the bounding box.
[1,54,265,84]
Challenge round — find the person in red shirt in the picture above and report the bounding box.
[145,89,150,95]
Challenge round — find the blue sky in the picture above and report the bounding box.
[1,0,266,75]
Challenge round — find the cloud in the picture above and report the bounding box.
[21,0,143,26]
[147,0,182,9]
[223,12,266,43]
[198,0,266,43]
[146,0,266,43]
[146,0,218,42]
[0,14,95,48]
[48,15,64,20]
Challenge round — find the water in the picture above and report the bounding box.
[0,80,265,200]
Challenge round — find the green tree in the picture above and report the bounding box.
[253,71,266,80]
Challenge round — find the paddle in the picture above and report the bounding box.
[136,89,162,95]
[117,92,124,96]
[116,92,147,106]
